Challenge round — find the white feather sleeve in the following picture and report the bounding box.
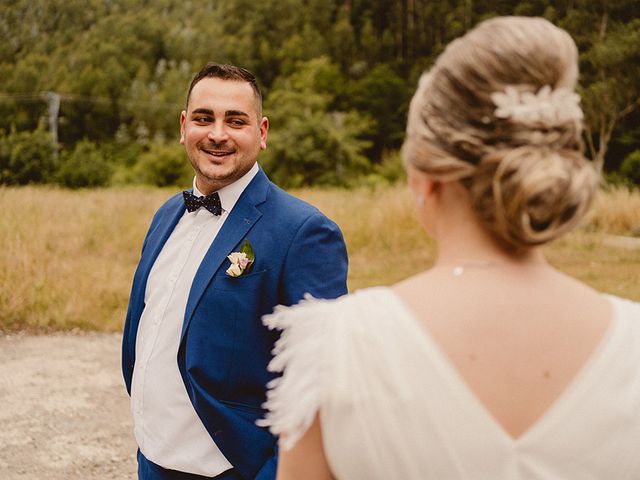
[256,293,338,450]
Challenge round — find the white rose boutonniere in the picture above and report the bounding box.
[226,239,255,277]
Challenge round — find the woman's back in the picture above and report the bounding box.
[394,263,612,439]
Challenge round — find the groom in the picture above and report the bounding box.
[122,63,348,479]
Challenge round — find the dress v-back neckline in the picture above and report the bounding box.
[380,288,620,444]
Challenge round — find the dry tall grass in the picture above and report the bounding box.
[0,186,170,331]
[1,185,638,332]
[587,187,640,234]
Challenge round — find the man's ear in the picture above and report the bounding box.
[259,116,269,150]
[179,111,187,145]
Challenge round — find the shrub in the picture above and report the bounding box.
[56,140,113,188]
[134,141,193,187]
[620,150,640,186]
[0,126,56,185]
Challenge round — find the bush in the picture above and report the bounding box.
[261,108,373,188]
[603,171,634,189]
[56,140,113,188]
[0,126,56,185]
[359,150,406,188]
[620,149,640,186]
[134,141,193,187]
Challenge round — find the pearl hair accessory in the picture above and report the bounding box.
[491,85,583,126]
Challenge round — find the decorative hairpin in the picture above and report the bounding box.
[491,85,583,126]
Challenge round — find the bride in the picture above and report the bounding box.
[259,16,640,480]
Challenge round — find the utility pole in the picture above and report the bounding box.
[44,91,60,159]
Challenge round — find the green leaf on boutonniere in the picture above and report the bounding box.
[240,239,255,272]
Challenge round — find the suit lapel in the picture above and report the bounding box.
[180,170,269,342]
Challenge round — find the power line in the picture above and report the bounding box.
[0,91,182,111]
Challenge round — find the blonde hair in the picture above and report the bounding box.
[403,16,599,251]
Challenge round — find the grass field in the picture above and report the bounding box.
[0,185,639,332]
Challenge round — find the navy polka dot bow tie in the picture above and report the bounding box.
[182,190,222,215]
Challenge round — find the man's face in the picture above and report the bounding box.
[180,77,268,194]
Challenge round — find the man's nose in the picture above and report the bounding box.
[207,123,229,142]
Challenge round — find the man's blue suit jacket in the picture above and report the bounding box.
[122,168,348,479]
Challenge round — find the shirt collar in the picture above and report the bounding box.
[192,162,259,214]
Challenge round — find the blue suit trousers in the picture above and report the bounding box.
[137,451,243,480]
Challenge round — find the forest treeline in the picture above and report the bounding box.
[1,0,639,188]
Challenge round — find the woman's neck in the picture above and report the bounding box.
[432,205,546,270]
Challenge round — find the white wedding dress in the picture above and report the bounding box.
[259,287,640,480]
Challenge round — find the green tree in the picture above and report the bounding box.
[579,18,640,173]
[349,64,412,160]
[56,140,113,188]
[2,0,640,184]
[262,58,372,187]
[0,126,56,185]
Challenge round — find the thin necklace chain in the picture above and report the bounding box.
[433,258,548,276]
[451,261,494,276]
[431,260,496,276]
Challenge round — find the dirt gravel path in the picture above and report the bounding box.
[0,332,137,479]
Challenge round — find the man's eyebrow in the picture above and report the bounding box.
[225,110,250,118]
[191,108,214,116]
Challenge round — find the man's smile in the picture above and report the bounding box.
[200,147,235,158]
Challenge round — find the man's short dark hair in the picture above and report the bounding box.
[185,63,263,111]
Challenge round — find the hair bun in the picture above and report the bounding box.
[403,16,600,251]
[468,146,598,250]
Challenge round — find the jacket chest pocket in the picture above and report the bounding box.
[211,269,268,292]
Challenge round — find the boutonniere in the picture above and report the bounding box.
[226,239,255,277]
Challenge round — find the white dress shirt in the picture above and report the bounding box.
[131,163,259,476]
